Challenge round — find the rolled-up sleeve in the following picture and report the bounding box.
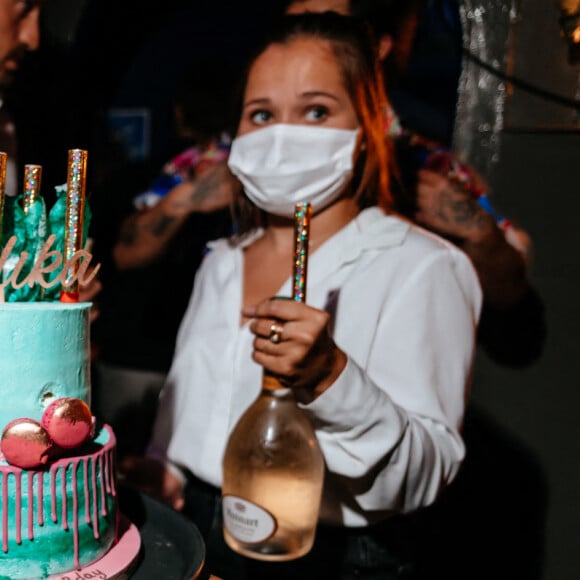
[304,243,482,520]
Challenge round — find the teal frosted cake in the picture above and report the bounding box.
[0,302,118,579]
[0,303,91,430]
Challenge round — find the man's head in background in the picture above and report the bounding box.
[0,0,43,92]
[283,0,427,87]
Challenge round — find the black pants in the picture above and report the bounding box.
[182,404,548,580]
[182,473,418,580]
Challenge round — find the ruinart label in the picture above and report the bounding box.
[222,495,277,543]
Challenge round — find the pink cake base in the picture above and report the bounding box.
[48,515,141,580]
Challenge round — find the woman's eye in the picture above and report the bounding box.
[250,110,272,125]
[305,106,328,122]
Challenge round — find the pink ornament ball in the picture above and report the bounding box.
[41,397,93,449]
[1,418,53,469]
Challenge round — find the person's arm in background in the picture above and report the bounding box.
[113,161,238,270]
[415,168,546,367]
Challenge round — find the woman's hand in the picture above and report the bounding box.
[118,456,185,511]
[242,297,347,403]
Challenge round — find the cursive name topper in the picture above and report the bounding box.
[0,234,100,302]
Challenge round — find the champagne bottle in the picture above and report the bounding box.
[222,202,325,561]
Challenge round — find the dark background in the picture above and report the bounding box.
[10,0,464,195]
[8,2,580,579]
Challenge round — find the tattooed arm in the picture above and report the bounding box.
[414,168,531,307]
[113,162,239,270]
[414,168,546,367]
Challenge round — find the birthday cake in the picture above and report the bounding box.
[0,302,119,579]
[0,152,139,579]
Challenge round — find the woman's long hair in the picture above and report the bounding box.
[231,11,395,237]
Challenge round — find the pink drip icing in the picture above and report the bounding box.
[99,455,106,517]
[0,425,117,556]
[103,455,109,516]
[37,471,44,526]
[109,449,120,544]
[14,472,21,544]
[83,457,90,524]
[50,466,57,522]
[91,451,99,540]
[27,473,33,541]
[104,451,111,495]
[71,459,80,570]
[2,472,7,553]
[109,449,117,496]
[60,465,68,531]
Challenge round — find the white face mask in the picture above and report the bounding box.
[227,124,359,218]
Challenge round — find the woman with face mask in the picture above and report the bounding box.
[121,12,483,579]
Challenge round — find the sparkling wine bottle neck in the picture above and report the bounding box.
[262,370,292,395]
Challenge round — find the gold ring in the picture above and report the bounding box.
[269,322,284,344]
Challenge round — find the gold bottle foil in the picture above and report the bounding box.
[62,149,88,294]
[292,202,312,303]
[22,164,42,214]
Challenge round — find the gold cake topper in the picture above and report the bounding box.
[0,234,99,303]
[0,149,100,303]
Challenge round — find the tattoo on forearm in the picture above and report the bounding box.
[119,166,228,247]
[189,168,224,205]
[119,211,178,246]
[119,218,138,245]
[150,214,177,237]
[438,184,486,228]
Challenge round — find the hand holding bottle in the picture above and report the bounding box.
[242,298,347,404]
[222,203,325,561]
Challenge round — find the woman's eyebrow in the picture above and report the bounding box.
[243,97,272,109]
[300,91,341,102]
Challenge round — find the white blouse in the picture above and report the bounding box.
[149,207,483,527]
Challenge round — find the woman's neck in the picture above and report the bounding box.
[263,198,360,254]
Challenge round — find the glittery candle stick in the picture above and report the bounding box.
[61,149,88,301]
[292,202,312,303]
[22,164,42,214]
[0,152,6,243]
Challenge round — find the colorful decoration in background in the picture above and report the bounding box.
[560,0,580,62]
[453,0,515,179]
[560,0,580,41]
[0,149,98,302]
[133,136,231,210]
[384,104,511,232]
[414,135,511,231]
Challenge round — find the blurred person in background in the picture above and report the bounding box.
[0,0,102,313]
[0,0,42,195]
[91,62,239,460]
